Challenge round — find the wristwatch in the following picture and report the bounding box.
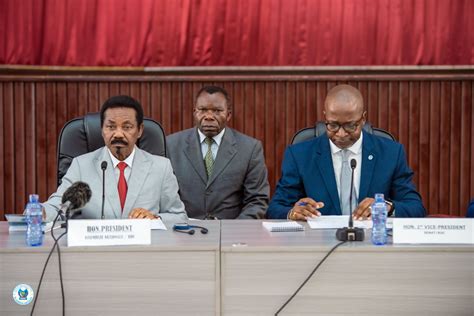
[385,199,395,217]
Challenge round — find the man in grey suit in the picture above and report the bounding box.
[167,86,270,219]
[44,95,187,222]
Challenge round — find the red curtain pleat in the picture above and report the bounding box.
[0,0,472,66]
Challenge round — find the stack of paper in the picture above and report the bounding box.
[307,216,393,229]
[5,214,52,232]
[262,221,304,232]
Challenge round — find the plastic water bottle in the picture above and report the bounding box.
[371,193,387,245]
[25,194,43,247]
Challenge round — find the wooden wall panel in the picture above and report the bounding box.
[0,67,473,218]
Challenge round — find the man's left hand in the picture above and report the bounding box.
[353,197,374,220]
[128,208,159,219]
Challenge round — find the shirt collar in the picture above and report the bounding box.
[329,132,363,155]
[107,146,136,168]
[197,128,226,146]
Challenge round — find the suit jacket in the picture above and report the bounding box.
[467,199,474,218]
[44,147,187,222]
[267,131,426,219]
[167,127,269,219]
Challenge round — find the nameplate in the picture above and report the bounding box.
[393,218,474,244]
[67,219,151,247]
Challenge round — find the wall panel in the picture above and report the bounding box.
[0,67,473,218]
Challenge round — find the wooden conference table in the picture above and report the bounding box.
[1,220,473,315]
[0,221,221,316]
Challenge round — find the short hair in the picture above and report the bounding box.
[195,85,232,110]
[100,95,144,127]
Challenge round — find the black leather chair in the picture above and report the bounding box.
[291,121,395,145]
[57,112,166,186]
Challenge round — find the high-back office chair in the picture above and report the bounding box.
[57,112,166,186]
[291,121,396,144]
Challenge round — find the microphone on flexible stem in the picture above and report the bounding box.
[60,181,92,230]
[336,159,365,241]
[100,161,107,220]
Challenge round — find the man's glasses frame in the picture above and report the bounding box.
[325,114,365,133]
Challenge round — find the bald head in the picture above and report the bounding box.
[323,84,366,149]
[324,84,364,115]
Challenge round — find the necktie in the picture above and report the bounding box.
[117,162,128,211]
[204,137,214,178]
[340,149,356,215]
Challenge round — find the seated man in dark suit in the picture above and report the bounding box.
[167,85,270,219]
[267,84,425,220]
[467,199,474,218]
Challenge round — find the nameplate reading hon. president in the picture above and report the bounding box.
[67,219,151,247]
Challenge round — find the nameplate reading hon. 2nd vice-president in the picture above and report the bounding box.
[393,218,473,244]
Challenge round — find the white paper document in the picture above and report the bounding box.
[150,219,167,230]
[308,216,372,229]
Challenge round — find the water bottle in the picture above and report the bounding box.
[371,193,387,245]
[25,194,43,247]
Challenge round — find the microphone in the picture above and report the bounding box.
[101,161,107,220]
[348,159,357,228]
[336,159,364,241]
[59,181,92,221]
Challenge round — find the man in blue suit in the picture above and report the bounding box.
[267,84,425,221]
[467,200,474,218]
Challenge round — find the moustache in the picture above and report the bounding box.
[111,139,128,145]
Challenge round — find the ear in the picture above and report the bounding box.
[226,110,232,122]
[137,123,144,138]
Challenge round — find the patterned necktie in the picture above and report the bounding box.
[340,149,356,215]
[204,137,215,178]
[117,162,128,211]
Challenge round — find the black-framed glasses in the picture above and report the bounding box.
[325,115,365,133]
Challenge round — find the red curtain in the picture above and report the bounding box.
[1,0,472,66]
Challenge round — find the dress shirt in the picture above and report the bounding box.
[329,133,363,202]
[198,128,225,160]
[107,146,136,183]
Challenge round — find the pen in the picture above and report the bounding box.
[43,225,61,234]
[298,202,308,206]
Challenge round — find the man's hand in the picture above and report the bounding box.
[353,197,374,220]
[288,198,324,221]
[128,208,159,219]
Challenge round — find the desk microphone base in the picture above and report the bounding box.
[336,227,365,241]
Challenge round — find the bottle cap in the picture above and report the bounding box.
[374,193,384,202]
[29,194,39,203]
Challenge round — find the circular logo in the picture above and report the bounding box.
[12,284,34,305]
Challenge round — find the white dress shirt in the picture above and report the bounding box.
[329,133,363,202]
[198,128,225,160]
[107,146,136,183]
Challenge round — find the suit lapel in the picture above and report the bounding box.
[123,148,150,218]
[316,136,341,214]
[359,132,376,201]
[95,148,122,219]
[207,128,237,188]
[183,129,208,185]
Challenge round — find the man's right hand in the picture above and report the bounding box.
[288,198,324,221]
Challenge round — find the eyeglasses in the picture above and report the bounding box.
[325,115,364,133]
